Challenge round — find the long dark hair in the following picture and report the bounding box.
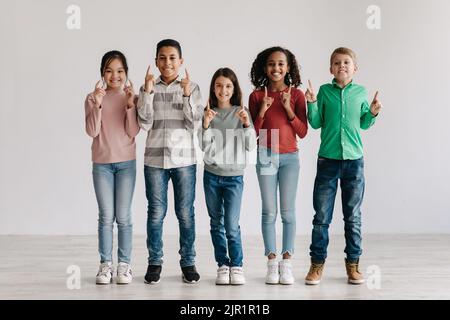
[208,68,243,108]
[250,46,301,89]
[100,50,128,77]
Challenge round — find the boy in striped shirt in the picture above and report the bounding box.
[137,39,203,284]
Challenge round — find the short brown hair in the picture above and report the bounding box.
[330,47,357,66]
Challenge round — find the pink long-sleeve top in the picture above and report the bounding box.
[85,90,140,164]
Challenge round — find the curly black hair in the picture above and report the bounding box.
[250,46,301,89]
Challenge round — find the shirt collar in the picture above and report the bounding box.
[332,78,354,89]
[156,75,182,85]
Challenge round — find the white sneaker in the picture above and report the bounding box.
[265,259,279,284]
[215,265,230,285]
[230,267,245,285]
[96,262,113,285]
[279,259,295,285]
[116,262,133,284]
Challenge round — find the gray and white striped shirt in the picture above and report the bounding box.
[137,76,203,169]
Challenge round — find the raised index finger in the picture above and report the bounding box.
[95,80,102,89]
[308,79,313,91]
[206,100,210,110]
[373,91,379,102]
[185,68,190,80]
[146,65,152,76]
[264,86,268,97]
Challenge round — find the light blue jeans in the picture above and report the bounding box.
[92,160,136,264]
[256,147,300,256]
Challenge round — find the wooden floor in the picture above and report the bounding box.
[1,234,449,300]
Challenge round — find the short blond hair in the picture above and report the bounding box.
[330,47,358,66]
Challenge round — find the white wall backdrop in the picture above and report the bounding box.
[1,0,449,235]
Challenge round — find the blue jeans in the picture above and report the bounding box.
[92,160,136,264]
[203,170,244,267]
[310,157,365,263]
[256,147,300,256]
[144,164,197,268]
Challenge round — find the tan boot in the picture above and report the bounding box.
[345,259,365,285]
[305,261,325,285]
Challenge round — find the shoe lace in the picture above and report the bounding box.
[310,263,323,274]
[280,263,292,275]
[347,263,360,274]
[118,263,130,275]
[231,267,243,275]
[99,264,112,275]
[218,266,229,274]
[268,264,278,274]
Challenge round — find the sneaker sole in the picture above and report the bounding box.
[265,280,280,285]
[305,279,321,285]
[116,279,132,285]
[96,278,113,285]
[215,280,230,285]
[182,275,200,284]
[348,279,365,285]
[144,279,160,285]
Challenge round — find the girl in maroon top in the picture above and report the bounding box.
[249,46,308,285]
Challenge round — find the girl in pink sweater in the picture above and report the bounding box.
[85,50,139,285]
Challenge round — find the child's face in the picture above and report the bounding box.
[103,59,126,89]
[265,51,290,84]
[155,46,183,82]
[330,53,357,84]
[214,76,234,106]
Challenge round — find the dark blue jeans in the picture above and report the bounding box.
[203,170,244,267]
[144,165,197,268]
[309,157,365,263]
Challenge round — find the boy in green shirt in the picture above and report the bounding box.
[304,47,382,285]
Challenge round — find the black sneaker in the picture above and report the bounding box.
[181,265,200,284]
[144,265,162,284]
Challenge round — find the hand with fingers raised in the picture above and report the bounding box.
[144,65,155,93]
[305,79,317,103]
[93,80,106,108]
[236,103,251,128]
[124,80,136,109]
[370,91,382,116]
[203,100,217,129]
[181,69,191,97]
[259,87,274,118]
[281,86,292,110]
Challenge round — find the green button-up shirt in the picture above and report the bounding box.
[307,79,376,160]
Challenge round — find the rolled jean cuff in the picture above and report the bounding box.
[281,249,294,256]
